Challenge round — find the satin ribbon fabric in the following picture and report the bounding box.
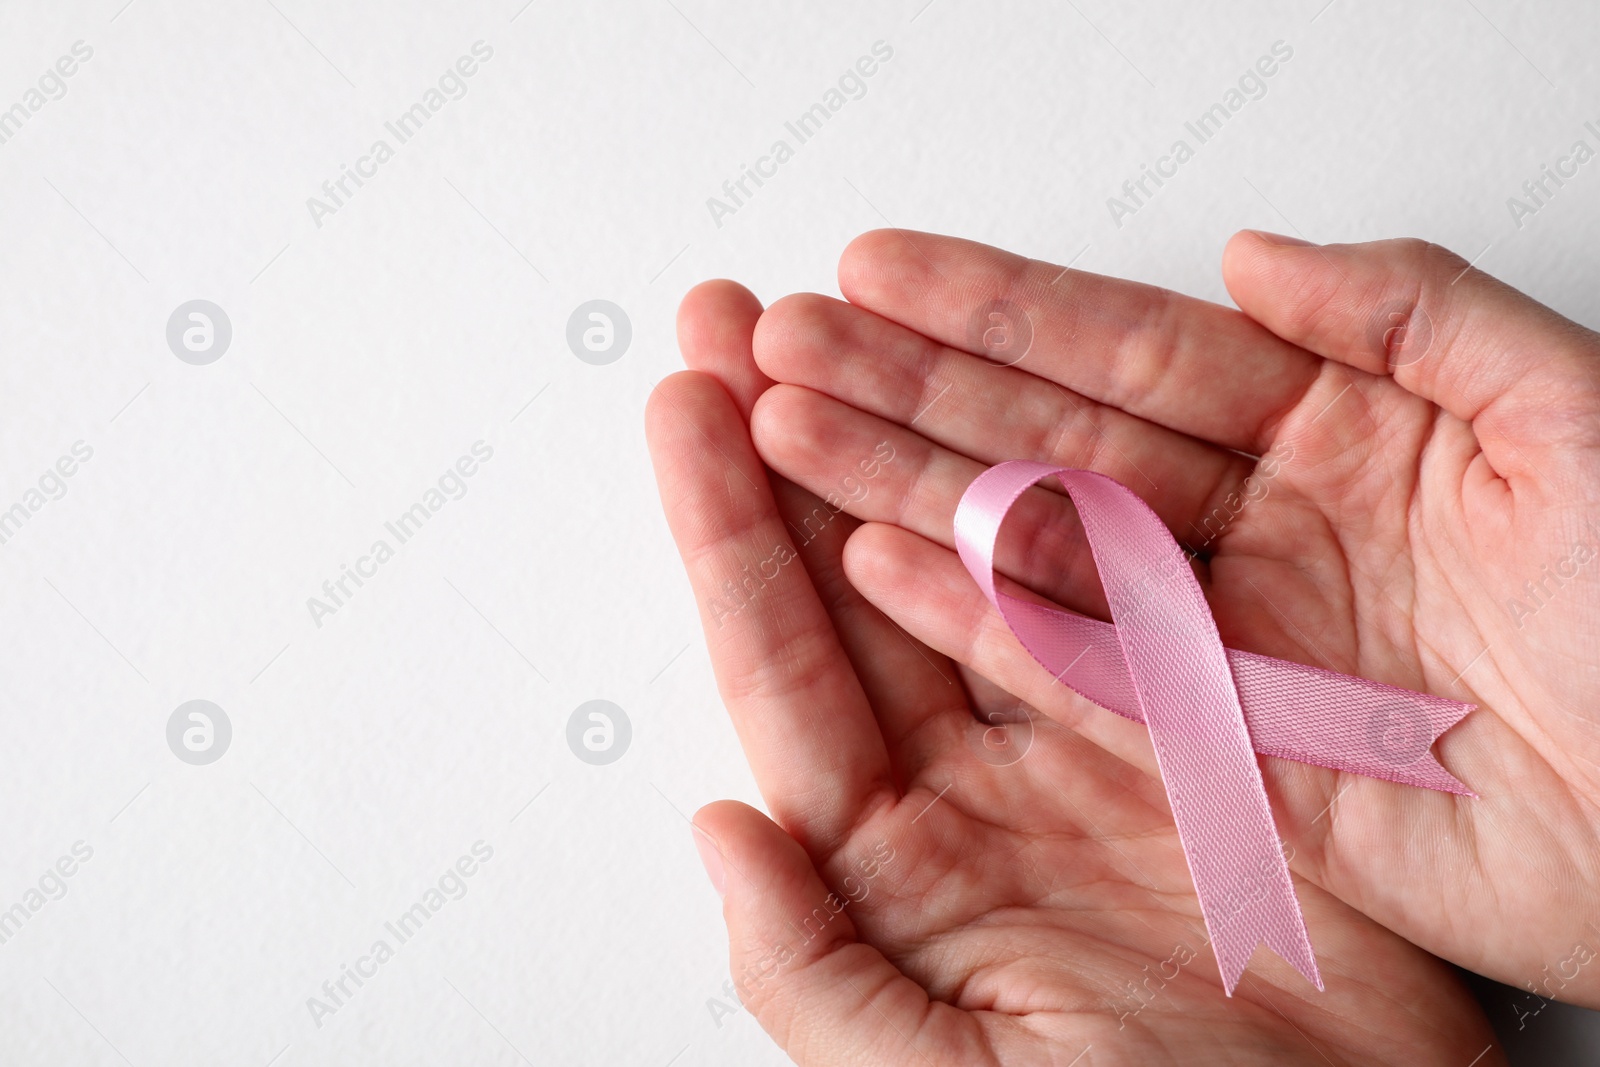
[954,461,1474,993]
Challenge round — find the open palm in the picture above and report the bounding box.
[647,278,1500,1065]
[742,230,1600,1016]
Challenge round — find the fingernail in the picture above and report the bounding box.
[693,827,726,898]
[1249,230,1315,247]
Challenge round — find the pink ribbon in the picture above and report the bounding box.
[955,462,1474,993]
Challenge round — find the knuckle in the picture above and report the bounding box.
[1394,237,1468,280]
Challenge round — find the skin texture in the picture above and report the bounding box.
[739,232,1600,1018]
[644,246,1525,1065]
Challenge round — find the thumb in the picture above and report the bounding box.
[1221,232,1600,454]
[691,800,953,1066]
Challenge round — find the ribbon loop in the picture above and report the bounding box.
[954,461,1474,992]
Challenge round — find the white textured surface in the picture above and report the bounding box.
[0,1,1595,1064]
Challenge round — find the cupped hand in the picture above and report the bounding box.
[744,230,1600,1014]
[645,279,1500,1066]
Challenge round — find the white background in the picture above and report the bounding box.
[0,1,1596,1064]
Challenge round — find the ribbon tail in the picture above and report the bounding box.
[1225,649,1476,796]
[1208,880,1325,996]
[999,589,1325,990]
[993,594,1473,794]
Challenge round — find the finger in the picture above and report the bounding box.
[752,292,1256,542]
[677,283,971,784]
[833,229,1322,453]
[1221,232,1600,443]
[841,522,1159,779]
[646,372,893,853]
[752,383,1108,618]
[753,384,1244,623]
[771,477,970,786]
[677,279,773,417]
[693,801,980,1066]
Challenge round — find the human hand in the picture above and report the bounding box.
[645,279,1500,1066]
[744,230,1600,1015]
